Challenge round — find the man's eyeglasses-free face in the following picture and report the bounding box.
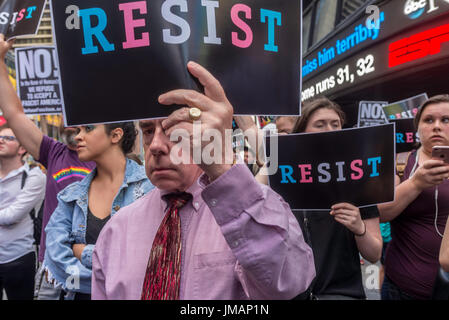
[0,135,17,142]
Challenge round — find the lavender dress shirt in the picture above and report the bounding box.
[92,164,315,300]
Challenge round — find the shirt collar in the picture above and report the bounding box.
[159,174,207,212]
[0,163,29,182]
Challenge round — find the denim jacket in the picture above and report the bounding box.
[43,159,153,295]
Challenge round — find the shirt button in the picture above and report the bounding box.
[193,202,199,209]
[114,205,120,211]
[210,199,218,207]
[232,240,240,248]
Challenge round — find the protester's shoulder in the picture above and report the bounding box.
[56,174,92,202]
[126,158,148,179]
[124,159,154,196]
[39,135,70,167]
[101,190,158,242]
[257,178,286,201]
[27,165,46,183]
[115,189,158,220]
[55,181,81,201]
[214,164,280,200]
[41,135,66,154]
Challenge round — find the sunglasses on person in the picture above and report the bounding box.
[0,135,17,142]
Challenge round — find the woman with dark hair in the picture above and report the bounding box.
[43,122,153,300]
[293,98,382,300]
[291,98,346,134]
[379,94,449,300]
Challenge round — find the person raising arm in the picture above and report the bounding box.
[0,34,42,160]
[0,33,96,300]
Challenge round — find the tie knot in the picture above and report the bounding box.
[163,192,192,210]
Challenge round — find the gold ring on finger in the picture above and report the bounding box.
[189,107,202,121]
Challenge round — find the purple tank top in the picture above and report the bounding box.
[385,150,449,299]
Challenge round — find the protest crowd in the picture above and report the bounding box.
[1,0,449,302]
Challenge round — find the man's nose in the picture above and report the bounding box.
[149,126,169,155]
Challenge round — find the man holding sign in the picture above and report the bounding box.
[91,62,315,300]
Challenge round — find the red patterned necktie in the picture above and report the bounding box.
[141,192,192,300]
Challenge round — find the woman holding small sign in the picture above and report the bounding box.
[379,95,449,300]
[292,98,382,300]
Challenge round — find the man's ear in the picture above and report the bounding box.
[111,128,124,145]
[18,145,27,158]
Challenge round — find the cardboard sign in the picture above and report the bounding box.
[15,46,62,115]
[390,118,419,154]
[0,0,46,39]
[357,101,388,127]
[383,93,428,120]
[50,0,302,126]
[266,124,395,210]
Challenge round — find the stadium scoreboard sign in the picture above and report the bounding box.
[301,0,449,102]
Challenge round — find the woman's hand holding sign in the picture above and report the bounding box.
[330,203,365,236]
[331,202,382,262]
[159,61,234,182]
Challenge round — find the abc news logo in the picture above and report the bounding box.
[404,0,449,19]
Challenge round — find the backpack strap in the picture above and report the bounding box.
[396,151,412,179]
[21,171,28,189]
[20,171,36,221]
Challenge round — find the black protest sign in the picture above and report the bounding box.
[390,118,419,154]
[357,101,388,127]
[266,124,395,210]
[383,93,428,120]
[0,0,46,39]
[15,46,62,115]
[50,0,301,126]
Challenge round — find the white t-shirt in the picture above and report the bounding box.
[0,164,46,263]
